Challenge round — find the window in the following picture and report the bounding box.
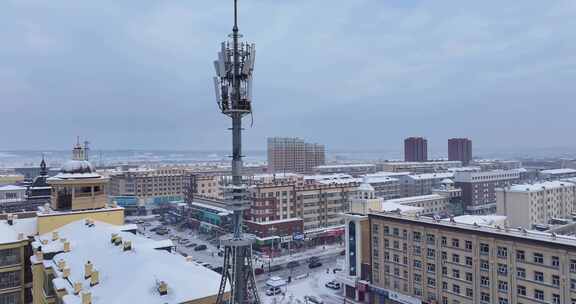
[442,281,448,290]
[498,281,508,292]
[441,236,447,246]
[452,284,460,294]
[571,259,576,272]
[516,250,525,262]
[481,292,490,303]
[413,231,421,241]
[452,254,460,263]
[393,240,399,249]
[0,271,21,290]
[384,239,389,248]
[465,240,472,250]
[497,246,508,258]
[571,279,576,290]
[553,294,560,304]
[534,289,544,301]
[414,273,422,282]
[414,259,422,269]
[533,253,544,264]
[414,246,421,256]
[517,267,526,278]
[384,226,390,235]
[393,228,399,236]
[427,248,435,258]
[465,256,473,266]
[480,243,489,255]
[0,292,20,304]
[452,238,459,248]
[480,260,489,271]
[534,271,544,282]
[427,234,435,244]
[497,263,508,276]
[465,272,472,282]
[452,269,460,279]
[0,248,21,267]
[427,263,436,273]
[553,275,560,287]
[427,277,436,287]
[552,256,559,267]
[498,298,508,304]
[517,285,526,296]
[466,288,473,297]
[442,251,447,260]
[481,276,489,287]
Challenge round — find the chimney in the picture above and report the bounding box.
[63,241,71,252]
[74,282,82,295]
[111,233,118,244]
[57,259,66,271]
[123,241,132,251]
[114,236,122,246]
[52,231,59,241]
[84,261,93,279]
[81,292,92,304]
[158,281,168,296]
[90,271,99,287]
[63,268,71,279]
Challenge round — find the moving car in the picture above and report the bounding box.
[254,268,264,275]
[194,244,208,251]
[325,280,341,290]
[304,296,324,304]
[308,261,322,269]
[266,287,282,296]
[185,243,197,248]
[265,276,287,288]
[269,265,283,272]
[286,261,300,268]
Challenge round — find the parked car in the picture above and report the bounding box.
[308,261,322,269]
[266,287,282,296]
[178,239,189,244]
[194,244,208,251]
[325,280,341,290]
[339,250,346,256]
[308,256,320,263]
[269,265,283,272]
[286,261,300,268]
[254,268,264,275]
[265,276,287,288]
[185,243,197,248]
[304,296,324,304]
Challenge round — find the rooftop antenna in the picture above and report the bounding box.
[214,1,259,304]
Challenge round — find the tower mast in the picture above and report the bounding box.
[213,1,259,303]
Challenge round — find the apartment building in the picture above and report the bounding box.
[195,175,222,199]
[267,137,325,174]
[108,167,186,201]
[455,169,522,214]
[448,138,473,166]
[314,164,379,176]
[0,185,26,204]
[404,137,428,162]
[362,175,401,200]
[247,178,358,231]
[0,218,31,304]
[497,181,576,229]
[369,212,576,304]
[399,173,454,197]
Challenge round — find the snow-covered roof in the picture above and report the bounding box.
[357,181,375,192]
[541,168,576,175]
[0,217,38,243]
[441,178,454,184]
[32,220,225,304]
[384,194,445,205]
[504,181,576,192]
[380,202,423,213]
[0,185,27,191]
[304,174,359,184]
[315,164,375,169]
[442,215,507,227]
[407,172,454,180]
[361,175,399,184]
[190,202,232,214]
[248,218,303,225]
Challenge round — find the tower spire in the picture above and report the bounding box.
[40,153,47,176]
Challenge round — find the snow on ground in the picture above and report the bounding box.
[259,270,343,304]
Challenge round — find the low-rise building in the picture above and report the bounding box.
[496,181,576,229]
[0,185,27,204]
[540,168,576,180]
[380,161,461,173]
[313,164,378,176]
[108,167,187,202]
[382,194,449,216]
[30,219,226,304]
[399,172,454,197]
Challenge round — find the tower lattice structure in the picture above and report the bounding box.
[213,1,259,303]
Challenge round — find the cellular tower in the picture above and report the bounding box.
[213,0,260,303]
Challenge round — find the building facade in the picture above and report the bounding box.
[267,137,325,174]
[108,167,186,203]
[369,212,576,304]
[497,181,576,229]
[448,138,472,166]
[399,173,454,197]
[455,169,521,214]
[382,194,450,216]
[381,161,461,174]
[404,137,428,162]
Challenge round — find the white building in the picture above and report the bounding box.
[496,181,576,229]
[540,168,576,180]
[398,172,454,197]
[382,194,449,216]
[0,185,26,203]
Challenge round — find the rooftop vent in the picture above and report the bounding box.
[57,259,66,271]
[123,241,132,252]
[82,292,91,304]
[63,268,71,279]
[84,261,93,279]
[64,241,71,252]
[90,271,99,287]
[74,282,82,295]
[111,233,118,244]
[114,236,122,246]
[158,281,168,296]
[52,231,59,241]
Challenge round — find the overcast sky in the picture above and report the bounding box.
[1,0,576,154]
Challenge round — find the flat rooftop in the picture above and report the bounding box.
[31,220,225,304]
